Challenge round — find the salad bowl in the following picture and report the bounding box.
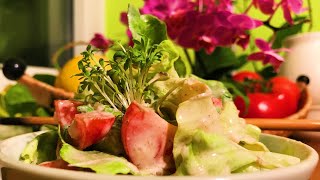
[0,131,318,180]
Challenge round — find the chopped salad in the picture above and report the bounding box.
[19,5,300,176]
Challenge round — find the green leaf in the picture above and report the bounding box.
[34,107,51,117]
[150,40,179,74]
[60,143,139,175]
[128,4,167,45]
[4,84,37,116]
[0,93,9,117]
[272,17,305,49]
[33,74,56,86]
[20,131,58,164]
[194,48,246,80]
[258,66,277,80]
[86,45,92,51]
[174,58,187,77]
[78,60,84,71]
[99,58,105,67]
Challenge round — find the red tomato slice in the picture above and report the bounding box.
[54,100,82,127]
[68,111,115,150]
[39,159,78,170]
[121,101,176,175]
[211,97,222,108]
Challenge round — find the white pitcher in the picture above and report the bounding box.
[280,32,320,106]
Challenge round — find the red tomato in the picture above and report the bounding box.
[121,101,176,175]
[232,71,262,82]
[68,111,115,150]
[271,76,300,105]
[234,76,300,118]
[54,100,82,127]
[235,92,298,118]
[39,159,78,170]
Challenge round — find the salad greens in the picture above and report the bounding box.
[0,82,54,140]
[60,143,138,175]
[20,130,58,164]
[19,4,300,177]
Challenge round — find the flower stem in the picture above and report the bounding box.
[307,0,313,31]
[267,0,283,22]
[251,61,259,72]
[183,48,194,73]
[244,1,253,14]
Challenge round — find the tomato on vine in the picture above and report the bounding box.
[232,72,300,118]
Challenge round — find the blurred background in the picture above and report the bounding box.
[0,0,319,67]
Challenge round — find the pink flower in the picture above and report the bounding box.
[120,12,128,25]
[253,0,275,15]
[191,0,233,12]
[162,1,262,54]
[141,0,191,20]
[120,0,263,54]
[89,33,113,52]
[281,0,306,24]
[248,39,289,70]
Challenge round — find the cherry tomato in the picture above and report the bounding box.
[271,76,300,105]
[234,92,298,118]
[234,76,300,118]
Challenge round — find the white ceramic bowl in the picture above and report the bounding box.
[0,131,318,180]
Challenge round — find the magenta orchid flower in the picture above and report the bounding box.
[89,33,113,52]
[147,0,262,54]
[248,39,289,70]
[141,0,191,20]
[253,0,275,15]
[120,0,263,54]
[281,0,306,24]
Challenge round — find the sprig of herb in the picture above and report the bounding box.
[75,37,168,113]
[74,5,180,113]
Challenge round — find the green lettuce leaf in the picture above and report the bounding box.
[173,93,300,175]
[174,130,257,175]
[20,130,58,164]
[151,78,211,120]
[194,76,232,101]
[60,143,139,175]
[234,151,300,173]
[4,84,37,116]
[175,95,258,143]
[150,40,180,74]
[128,4,167,45]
